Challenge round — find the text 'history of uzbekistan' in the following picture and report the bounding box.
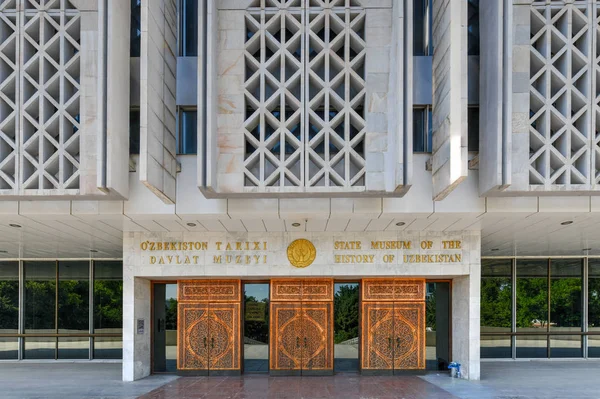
[138,239,463,266]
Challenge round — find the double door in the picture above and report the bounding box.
[270,279,333,375]
[361,279,426,374]
[177,280,241,375]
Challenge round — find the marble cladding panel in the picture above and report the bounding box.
[124,231,481,278]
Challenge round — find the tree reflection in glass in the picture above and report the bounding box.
[244,283,269,373]
[516,260,548,358]
[334,283,359,372]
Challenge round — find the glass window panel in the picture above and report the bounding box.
[180,0,198,56]
[481,259,512,332]
[550,259,582,331]
[427,109,433,151]
[243,283,270,373]
[413,0,433,56]
[426,282,451,370]
[334,283,359,372]
[94,337,122,360]
[24,337,56,359]
[0,337,18,359]
[480,335,511,359]
[0,261,19,332]
[413,108,426,152]
[58,337,89,359]
[178,110,197,154]
[550,335,581,358]
[58,261,89,333]
[165,283,177,372]
[94,261,123,334]
[130,0,141,57]
[468,107,479,152]
[130,110,140,154]
[588,259,600,330]
[24,261,56,333]
[516,259,548,332]
[467,0,480,55]
[588,335,600,358]
[516,335,547,358]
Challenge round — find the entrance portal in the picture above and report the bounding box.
[360,279,426,374]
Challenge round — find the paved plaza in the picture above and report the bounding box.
[0,361,599,398]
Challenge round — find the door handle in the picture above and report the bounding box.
[304,337,307,348]
[396,337,401,348]
[203,337,207,348]
[211,337,215,348]
[296,337,300,348]
[388,337,392,349]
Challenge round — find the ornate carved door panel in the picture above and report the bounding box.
[301,302,333,371]
[178,302,210,372]
[393,302,425,370]
[361,302,395,372]
[177,280,241,375]
[270,302,303,373]
[209,303,241,371]
[360,279,426,373]
[270,279,333,375]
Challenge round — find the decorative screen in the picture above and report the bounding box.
[243,0,365,189]
[528,1,593,187]
[0,0,81,192]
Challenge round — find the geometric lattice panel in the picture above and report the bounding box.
[0,0,81,193]
[529,1,592,187]
[306,2,365,188]
[0,1,18,190]
[243,0,365,189]
[244,1,304,188]
[20,0,80,190]
[594,2,600,185]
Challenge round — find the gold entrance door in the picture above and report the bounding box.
[270,302,303,374]
[362,302,395,373]
[177,280,241,375]
[301,302,332,372]
[393,302,425,370]
[179,302,210,373]
[361,279,426,374]
[270,279,333,376]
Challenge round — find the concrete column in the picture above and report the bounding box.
[452,262,481,380]
[123,276,152,382]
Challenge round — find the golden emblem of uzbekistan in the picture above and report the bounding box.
[287,239,317,268]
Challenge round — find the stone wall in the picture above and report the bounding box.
[431,0,468,200]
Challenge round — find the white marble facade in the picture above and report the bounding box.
[122,230,481,381]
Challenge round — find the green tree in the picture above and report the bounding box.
[481,277,512,329]
[516,278,547,328]
[426,290,436,331]
[0,280,18,329]
[165,298,178,330]
[550,277,582,327]
[94,280,123,329]
[333,285,359,344]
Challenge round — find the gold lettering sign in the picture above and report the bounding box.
[287,239,317,268]
[245,302,266,322]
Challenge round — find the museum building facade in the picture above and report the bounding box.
[1,0,600,383]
